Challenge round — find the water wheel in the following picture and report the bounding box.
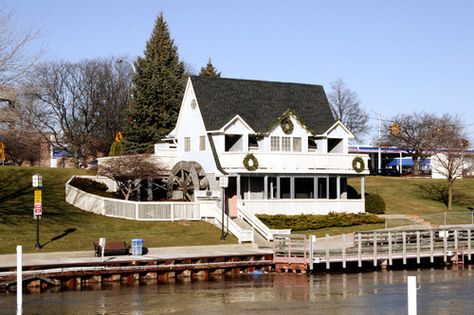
[167,161,209,201]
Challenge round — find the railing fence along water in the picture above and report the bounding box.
[274,228,474,272]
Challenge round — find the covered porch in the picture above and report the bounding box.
[227,174,366,216]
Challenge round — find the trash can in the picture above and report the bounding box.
[131,239,143,255]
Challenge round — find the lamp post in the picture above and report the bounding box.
[371,109,383,175]
[219,176,229,240]
[117,58,137,74]
[32,174,43,250]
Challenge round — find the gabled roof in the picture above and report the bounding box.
[190,76,335,135]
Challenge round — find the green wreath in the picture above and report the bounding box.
[352,156,365,173]
[243,153,259,171]
[280,117,294,134]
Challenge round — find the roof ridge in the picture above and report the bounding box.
[190,75,324,88]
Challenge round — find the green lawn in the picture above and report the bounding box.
[349,176,474,215]
[2,166,474,253]
[0,166,236,254]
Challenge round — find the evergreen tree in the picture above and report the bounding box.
[124,13,185,153]
[199,58,221,78]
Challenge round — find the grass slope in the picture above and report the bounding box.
[0,166,236,254]
[349,176,474,215]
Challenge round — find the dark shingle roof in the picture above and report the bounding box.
[190,76,335,135]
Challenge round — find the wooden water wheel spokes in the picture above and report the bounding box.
[167,161,208,201]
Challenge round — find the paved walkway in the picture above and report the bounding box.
[0,244,272,269]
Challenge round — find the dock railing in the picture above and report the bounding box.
[274,227,474,271]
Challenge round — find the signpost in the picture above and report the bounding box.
[32,174,43,250]
[0,141,5,165]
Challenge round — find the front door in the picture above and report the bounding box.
[227,177,238,218]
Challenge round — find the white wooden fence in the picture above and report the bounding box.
[66,177,200,221]
[65,176,253,243]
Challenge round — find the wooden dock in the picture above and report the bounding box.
[273,227,474,272]
[0,249,273,292]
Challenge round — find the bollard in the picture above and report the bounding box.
[407,276,417,315]
[17,245,22,315]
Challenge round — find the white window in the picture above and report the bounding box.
[184,137,191,152]
[282,137,291,152]
[199,136,206,151]
[293,137,302,152]
[270,136,280,151]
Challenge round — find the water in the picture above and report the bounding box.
[1,266,474,314]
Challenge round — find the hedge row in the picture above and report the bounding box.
[69,177,121,199]
[256,212,384,231]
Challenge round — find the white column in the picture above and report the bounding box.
[314,177,318,199]
[326,177,329,199]
[336,176,341,199]
[236,175,241,199]
[276,176,280,199]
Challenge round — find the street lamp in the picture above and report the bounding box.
[117,58,137,74]
[371,109,382,175]
[32,174,43,250]
[219,176,229,240]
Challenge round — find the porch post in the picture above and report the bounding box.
[314,177,318,199]
[361,176,365,200]
[290,177,295,199]
[336,176,341,199]
[264,175,268,200]
[277,176,280,199]
[237,175,241,199]
[326,176,329,199]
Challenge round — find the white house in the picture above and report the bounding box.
[153,76,369,217]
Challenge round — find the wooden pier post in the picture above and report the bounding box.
[325,234,330,270]
[443,230,448,262]
[402,231,407,265]
[358,233,362,268]
[430,230,434,263]
[342,234,346,269]
[468,229,472,261]
[373,232,377,267]
[388,232,393,266]
[416,231,420,264]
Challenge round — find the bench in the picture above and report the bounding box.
[93,241,130,256]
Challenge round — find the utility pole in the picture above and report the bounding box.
[371,110,383,175]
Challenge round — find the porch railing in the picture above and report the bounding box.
[238,203,291,241]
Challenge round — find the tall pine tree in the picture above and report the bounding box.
[199,58,221,78]
[124,13,185,153]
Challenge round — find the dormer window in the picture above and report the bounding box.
[225,134,243,152]
[308,137,318,151]
[248,134,259,151]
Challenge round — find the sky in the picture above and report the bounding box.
[6,0,474,143]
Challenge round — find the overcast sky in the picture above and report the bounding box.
[7,0,474,143]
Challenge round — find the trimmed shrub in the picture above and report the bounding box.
[365,193,386,214]
[69,177,121,199]
[256,212,384,230]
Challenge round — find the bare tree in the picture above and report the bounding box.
[98,154,167,200]
[382,112,461,176]
[0,8,42,87]
[22,57,132,165]
[430,120,468,210]
[328,79,369,141]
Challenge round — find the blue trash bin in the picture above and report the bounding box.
[131,239,143,255]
